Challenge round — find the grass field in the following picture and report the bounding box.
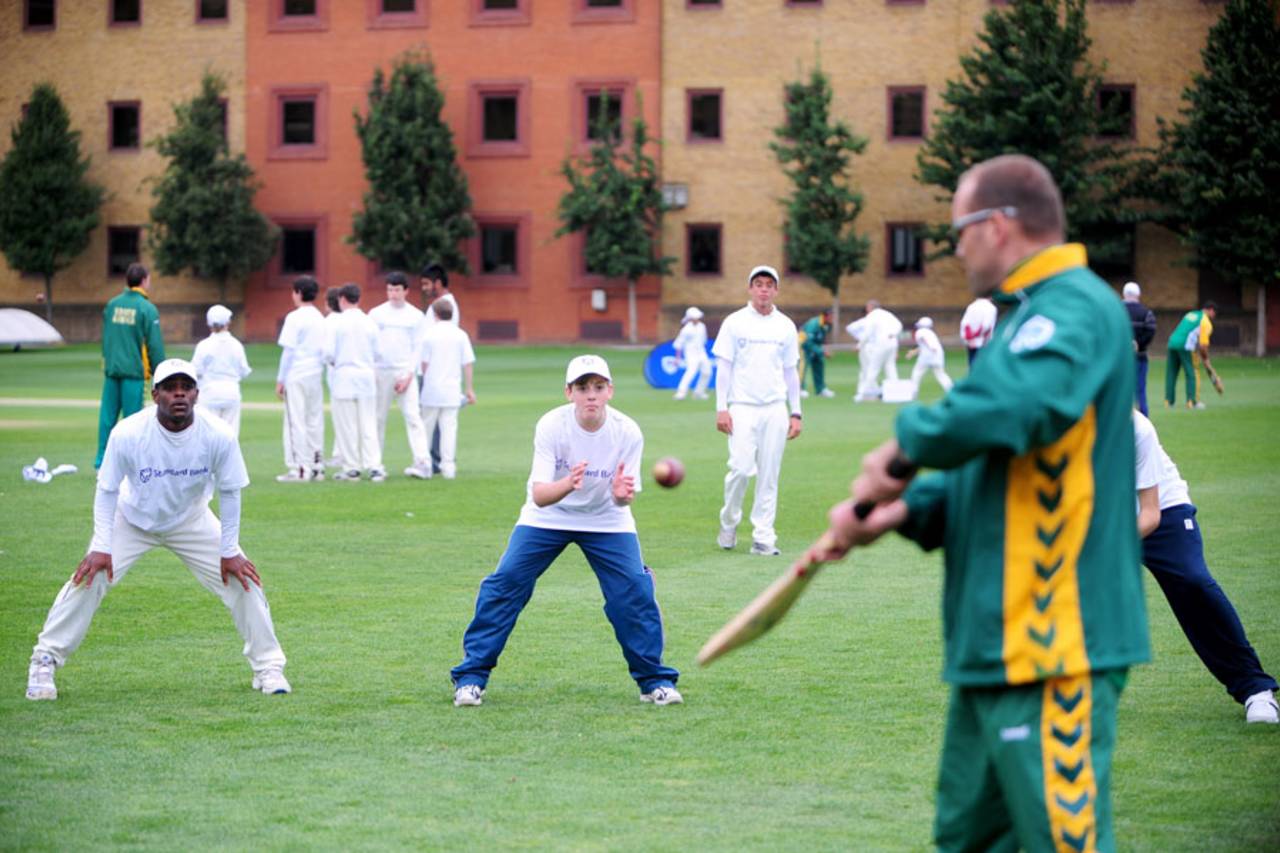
[1,343,1277,850]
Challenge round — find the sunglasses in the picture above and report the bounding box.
[951,206,1018,239]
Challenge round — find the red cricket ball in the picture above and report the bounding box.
[652,456,685,488]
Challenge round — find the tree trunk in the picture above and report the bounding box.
[627,279,637,344]
[43,274,53,324]
[830,293,841,346]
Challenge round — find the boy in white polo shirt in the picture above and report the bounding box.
[275,276,327,482]
[450,355,681,707]
[327,283,385,481]
[713,265,803,556]
[369,271,431,479]
[26,358,290,701]
[192,304,252,438]
[417,299,476,480]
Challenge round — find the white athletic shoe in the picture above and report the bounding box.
[308,468,325,482]
[369,468,387,483]
[673,392,687,400]
[454,684,484,707]
[799,389,810,398]
[692,392,709,400]
[275,468,308,483]
[640,686,683,706]
[717,526,737,550]
[252,668,291,695]
[332,469,362,481]
[1245,690,1279,724]
[26,653,57,701]
[750,541,782,556]
[404,464,433,480]
[819,388,836,398]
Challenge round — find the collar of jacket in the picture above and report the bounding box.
[992,243,1088,305]
[127,286,152,301]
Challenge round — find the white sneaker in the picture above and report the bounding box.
[332,469,362,481]
[275,468,308,483]
[693,392,709,400]
[640,686,683,706]
[717,526,736,550]
[26,653,57,701]
[369,469,387,483]
[252,668,291,695]
[673,392,686,400]
[1190,401,1207,410]
[750,541,782,556]
[799,389,810,398]
[404,464,433,480]
[1245,690,1279,724]
[454,684,484,707]
[819,388,836,398]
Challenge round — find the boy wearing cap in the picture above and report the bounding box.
[906,317,953,396]
[192,304,252,438]
[450,355,681,707]
[713,265,803,557]
[672,306,712,400]
[26,359,291,701]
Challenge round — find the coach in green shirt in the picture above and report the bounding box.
[95,263,164,468]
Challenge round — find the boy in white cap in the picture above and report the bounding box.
[26,359,290,701]
[713,265,802,556]
[450,355,681,707]
[906,317,953,396]
[672,306,711,400]
[192,304,252,438]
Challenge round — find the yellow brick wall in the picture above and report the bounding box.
[660,0,1219,339]
[0,1,247,326]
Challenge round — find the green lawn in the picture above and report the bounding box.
[1,344,1277,850]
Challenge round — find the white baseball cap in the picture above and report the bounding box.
[152,358,198,387]
[1122,281,1141,299]
[915,317,934,329]
[747,265,780,286]
[565,354,612,385]
[682,306,704,323]
[206,304,233,327]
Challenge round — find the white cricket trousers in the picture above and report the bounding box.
[32,508,287,674]
[911,359,954,393]
[676,352,712,397]
[420,405,460,477]
[375,369,429,465]
[720,401,789,549]
[282,375,324,471]
[332,395,382,472]
[857,343,900,400]
[200,401,242,439]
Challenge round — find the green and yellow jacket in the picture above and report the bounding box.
[102,286,164,380]
[895,244,1149,687]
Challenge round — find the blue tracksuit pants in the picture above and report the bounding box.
[451,526,679,693]
[1142,504,1277,703]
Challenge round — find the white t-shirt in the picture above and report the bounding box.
[960,298,998,351]
[914,327,945,367]
[674,321,709,365]
[192,331,251,405]
[420,292,460,331]
[97,408,249,535]
[515,404,643,534]
[328,308,380,400]
[711,304,799,406]
[418,323,476,408]
[276,304,326,381]
[1134,411,1191,510]
[368,300,424,373]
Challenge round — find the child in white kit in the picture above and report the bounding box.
[907,316,953,396]
[192,304,252,438]
[417,299,475,479]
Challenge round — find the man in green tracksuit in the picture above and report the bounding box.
[1165,303,1216,409]
[96,263,164,468]
[811,155,1149,852]
[800,309,834,397]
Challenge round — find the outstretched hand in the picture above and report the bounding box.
[611,461,635,505]
[73,551,113,588]
[221,554,261,591]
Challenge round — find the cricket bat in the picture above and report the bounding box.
[1207,365,1224,395]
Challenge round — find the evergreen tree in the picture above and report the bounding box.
[1148,0,1280,290]
[770,66,870,334]
[148,73,277,304]
[351,53,474,276]
[0,83,104,323]
[916,0,1137,264]
[557,95,673,343]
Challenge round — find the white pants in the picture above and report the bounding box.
[720,401,789,548]
[675,352,712,398]
[911,359,953,393]
[33,508,286,674]
[857,343,900,400]
[376,369,429,465]
[332,396,382,472]
[420,405,460,477]
[200,401,241,439]
[282,374,325,471]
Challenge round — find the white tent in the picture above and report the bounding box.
[0,308,65,348]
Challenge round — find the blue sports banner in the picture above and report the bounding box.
[643,340,717,390]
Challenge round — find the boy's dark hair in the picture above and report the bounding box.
[340,282,362,304]
[419,262,448,287]
[1203,301,1218,313]
[292,276,319,302]
[325,286,341,313]
[385,270,408,288]
[125,263,149,287]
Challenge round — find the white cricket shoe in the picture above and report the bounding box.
[799,389,810,398]
[717,526,736,550]
[640,686,683,706]
[369,468,387,483]
[26,653,57,701]
[819,388,836,398]
[692,392,709,400]
[454,684,484,707]
[252,668,291,695]
[750,542,782,556]
[673,391,687,400]
[332,469,362,481]
[275,468,308,483]
[1245,690,1279,724]
[404,464,433,480]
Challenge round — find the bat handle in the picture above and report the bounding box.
[853,456,918,519]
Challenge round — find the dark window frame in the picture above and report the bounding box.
[109,0,142,27]
[572,0,634,25]
[24,0,56,31]
[470,212,532,288]
[106,226,142,277]
[686,89,724,143]
[467,79,531,158]
[1096,84,1136,140]
[270,215,328,287]
[572,79,634,150]
[470,0,529,26]
[885,223,926,278]
[887,86,926,141]
[366,0,427,30]
[686,223,723,277]
[269,0,329,32]
[108,101,142,151]
[269,85,329,161]
[196,0,229,23]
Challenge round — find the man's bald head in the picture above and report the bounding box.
[958,155,1065,241]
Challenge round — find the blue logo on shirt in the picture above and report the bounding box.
[138,465,210,484]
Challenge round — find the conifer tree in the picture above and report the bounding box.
[148,73,277,304]
[557,96,673,343]
[351,53,474,276]
[0,83,105,322]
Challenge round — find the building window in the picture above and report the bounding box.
[481,225,517,274]
[1097,85,1135,139]
[573,81,634,146]
[786,0,823,6]
[687,90,723,142]
[468,80,530,157]
[25,0,55,30]
[687,224,722,276]
[888,87,926,140]
[886,224,925,276]
[109,102,141,151]
[197,0,229,21]
[366,0,427,29]
[270,0,328,31]
[572,0,633,24]
[688,0,721,6]
[471,0,528,25]
[107,227,141,277]
[111,0,141,25]
[470,214,530,284]
[270,86,328,160]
